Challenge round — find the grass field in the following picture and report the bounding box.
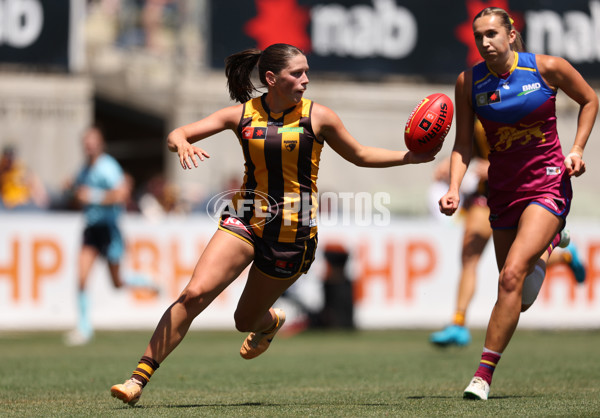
[1,328,599,417]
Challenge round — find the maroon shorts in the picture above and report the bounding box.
[218,215,318,280]
[487,178,572,229]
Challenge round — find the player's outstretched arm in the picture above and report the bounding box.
[166,105,243,170]
[312,103,439,167]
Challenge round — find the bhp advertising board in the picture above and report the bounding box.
[1,213,599,330]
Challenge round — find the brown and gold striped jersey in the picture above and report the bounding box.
[231,94,323,243]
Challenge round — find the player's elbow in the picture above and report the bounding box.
[585,94,599,115]
[351,159,370,168]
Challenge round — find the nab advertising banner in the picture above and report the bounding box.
[0,0,82,71]
[210,0,600,81]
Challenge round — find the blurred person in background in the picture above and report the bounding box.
[138,173,186,221]
[0,145,49,211]
[439,7,597,400]
[141,0,178,52]
[64,125,158,346]
[430,121,586,348]
[279,243,355,333]
[315,243,355,329]
[110,42,441,406]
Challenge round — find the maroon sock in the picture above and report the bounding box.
[473,351,501,385]
[547,232,562,255]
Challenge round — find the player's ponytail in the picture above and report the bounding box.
[225,48,262,103]
[511,28,526,53]
[225,43,305,103]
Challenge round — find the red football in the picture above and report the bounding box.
[404,93,454,153]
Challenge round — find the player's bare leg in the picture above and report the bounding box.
[111,230,254,405]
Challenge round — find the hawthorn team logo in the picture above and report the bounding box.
[284,140,297,151]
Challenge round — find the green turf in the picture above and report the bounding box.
[1,329,598,416]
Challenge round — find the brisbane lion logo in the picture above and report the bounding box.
[493,121,546,152]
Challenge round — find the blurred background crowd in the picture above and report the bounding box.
[1,0,599,219]
[0,140,197,217]
[1,0,208,217]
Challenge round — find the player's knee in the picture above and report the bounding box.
[498,265,522,294]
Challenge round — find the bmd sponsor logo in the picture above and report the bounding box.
[518,82,541,96]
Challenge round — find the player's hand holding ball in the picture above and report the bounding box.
[404,93,454,155]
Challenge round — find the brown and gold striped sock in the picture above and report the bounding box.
[130,356,160,388]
